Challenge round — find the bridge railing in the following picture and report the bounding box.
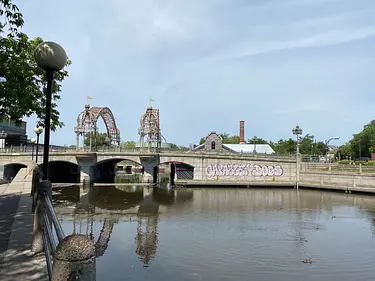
[32,180,96,280]
[1,145,297,159]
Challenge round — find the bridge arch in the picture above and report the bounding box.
[3,163,27,182]
[74,104,120,148]
[91,158,143,184]
[39,161,80,183]
[159,161,195,180]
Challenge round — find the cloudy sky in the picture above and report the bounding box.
[19,0,375,146]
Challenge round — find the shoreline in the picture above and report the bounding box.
[177,180,375,195]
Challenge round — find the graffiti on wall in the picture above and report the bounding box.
[205,164,283,178]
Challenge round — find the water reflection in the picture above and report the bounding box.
[53,187,375,281]
[53,185,194,267]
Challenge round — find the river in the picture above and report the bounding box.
[54,186,375,281]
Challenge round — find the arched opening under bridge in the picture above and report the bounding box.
[3,163,27,182]
[91,158,143,184]
[39,161,80,183]
[158,162,194,185]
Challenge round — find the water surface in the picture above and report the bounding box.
[54,186,375,281]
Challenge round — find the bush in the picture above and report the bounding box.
[355,160,366,165]
[160,176,170,184]
[363,161,375,166]
[338,160,351,165]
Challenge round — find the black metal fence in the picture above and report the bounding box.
[32,180,96,280]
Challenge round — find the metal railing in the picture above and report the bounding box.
[32,180,96,280]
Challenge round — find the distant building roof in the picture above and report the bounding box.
[223,144,275,154]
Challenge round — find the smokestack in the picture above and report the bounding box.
[239,120,245,144]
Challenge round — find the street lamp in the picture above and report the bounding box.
[34,125,44,163]
[292,125,303,189]
[325,136,340,162]
[34,41,67,180]
[31,138,36,160]
[251,136,258,154]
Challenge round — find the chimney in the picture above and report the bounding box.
[239,120,245,144]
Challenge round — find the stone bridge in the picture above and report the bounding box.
[0,151,296,185]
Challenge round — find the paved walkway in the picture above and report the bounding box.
[0,168,47,281]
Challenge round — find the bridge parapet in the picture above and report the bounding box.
[0,150,295,161]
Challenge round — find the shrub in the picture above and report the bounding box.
[338,160,351,165]
[363,161,375,166]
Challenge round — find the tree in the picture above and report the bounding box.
[122,141,136,149]
[0,1,71,130]
[84,132,108,147]
[170,143,179,149]
[271,138,296,154]
[336,143,353,159]
[347,120,375,159]
[247,137,268,145]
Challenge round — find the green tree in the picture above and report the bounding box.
[247,137,268,145]
[221,133,240,144]
[84,132,108,147]
[351,120,375,158]
[0,1,71,130]
[170,143,179,149]
[336,143,353,159]
[314,141,328,155]
[122,141,136,149]
[271,138,296,154]
[298,134,315,154]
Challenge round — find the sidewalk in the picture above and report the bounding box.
[0,168,47,281]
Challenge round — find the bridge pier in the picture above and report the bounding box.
[77,154,97,185]
[143,186,153,198]
[169,163,176,186]
[140,156,160,184]
[153,166,159,184]
[80,171,90,185]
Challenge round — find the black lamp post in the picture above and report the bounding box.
[34,41,67,180]
[34,125,44,164]
[31,138,36,160]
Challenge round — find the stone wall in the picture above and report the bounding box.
[195,159,296,183]
[203,133,223,152]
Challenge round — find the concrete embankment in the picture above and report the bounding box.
[0,167,47,281]
[181,176,375,195]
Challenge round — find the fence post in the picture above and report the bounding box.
[52,234,96,281]
[31,180,52,253]
[31,199,44,253]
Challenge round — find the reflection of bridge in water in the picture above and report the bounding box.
[52,185,194,266]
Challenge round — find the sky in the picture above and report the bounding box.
[17,0,375,147]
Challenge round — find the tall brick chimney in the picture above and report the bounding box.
[239,120,245,144]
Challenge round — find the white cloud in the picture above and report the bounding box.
[16,0,375,145]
